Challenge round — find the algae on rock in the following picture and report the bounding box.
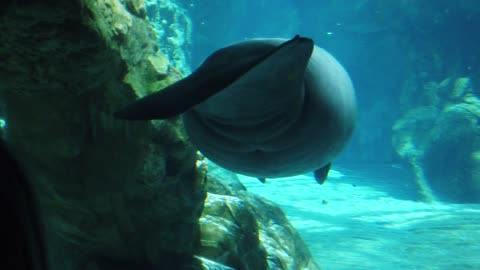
[1,0,203,269]
[0,0,323,269]
[201,163,321,270]
[144,0,192,76]
[393,76,480,203]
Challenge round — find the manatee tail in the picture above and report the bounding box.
[114,35,312,120]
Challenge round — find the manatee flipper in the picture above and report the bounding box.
[258,177,266,184]
[314,163,331,185]
[114,35,312,120]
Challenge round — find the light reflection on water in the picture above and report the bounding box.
[238,165,480,270]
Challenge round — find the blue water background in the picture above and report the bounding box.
[180,0,480,166]
[185,0,406,165]
[168,1,480,269]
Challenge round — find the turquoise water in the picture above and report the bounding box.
[239,167,480,269]
[172,1,480,267]
[2,1,478,269]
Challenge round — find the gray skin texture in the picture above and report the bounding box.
[182,38,356,179]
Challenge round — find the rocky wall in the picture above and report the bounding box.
[144,0,192,75]
[202,162,321,270]
[0,0,202,269]
[380,0,480,203]
[393,77,480,203]
[0,0,321,269]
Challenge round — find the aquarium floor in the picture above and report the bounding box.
[238,165,480,270]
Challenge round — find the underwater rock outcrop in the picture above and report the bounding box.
[393,77,480,203]
[385,0,480,203]
[0,0,321,269]
[202,163,320,270]
[144,0,192,75]
[1,0,203,269]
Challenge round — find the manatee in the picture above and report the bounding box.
[115,35,356,184]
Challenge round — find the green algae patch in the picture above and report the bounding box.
[83,0,182,99]
[393,76,480,203]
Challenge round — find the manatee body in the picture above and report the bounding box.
[115,36,356,183]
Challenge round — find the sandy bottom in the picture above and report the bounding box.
[238,165,480,270]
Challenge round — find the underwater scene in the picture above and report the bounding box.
[1,0,480,269]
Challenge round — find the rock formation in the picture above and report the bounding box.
[393,77,480,203]
[0,0,320,269]
[202,162,320,270]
